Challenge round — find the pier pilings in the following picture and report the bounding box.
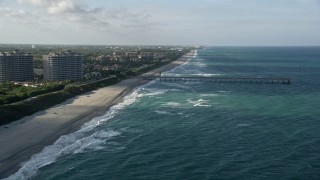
[140,76,291,84]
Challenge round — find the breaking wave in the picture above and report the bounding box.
[4,87,145,180]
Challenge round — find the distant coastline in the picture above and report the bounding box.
[0,50,195,179]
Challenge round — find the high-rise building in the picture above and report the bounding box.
[43,51,83,81]
[0,50,34,83]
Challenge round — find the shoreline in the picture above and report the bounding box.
[0,50,195,179]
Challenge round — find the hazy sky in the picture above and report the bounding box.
[0,0,319,45]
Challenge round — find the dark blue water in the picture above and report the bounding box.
[7,47,320,180]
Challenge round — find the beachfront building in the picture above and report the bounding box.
[0,50,34,83]
[43,51,83,81]
[125,52,138,57]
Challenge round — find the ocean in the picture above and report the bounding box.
[7,47,320,180]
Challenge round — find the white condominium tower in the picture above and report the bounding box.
[0,50,34,83]
[43,51,83,81]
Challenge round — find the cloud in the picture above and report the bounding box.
[0,26,10,30]
[17,0,43,6]
[1,7,26,18]
[67,14,110,28]
[47,0,77,14]
[18,0,87,14]
[0,7,41,25]
[15,0,162,32]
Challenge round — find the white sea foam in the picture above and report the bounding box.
[187,99,211,107]
[139,88,167,97]
[182,55,206,68]
[161,72,184,77]
[5,130,121,180]
[187,99,209,103]
[190,73,222,77]
[200,93,220,97]
[218,90,230,93]
[5,87,145,180]
[162,102,181,107]
[163,51,195,74]
[166,88,183,92]
[141,91,165,97]
[154,110,174,115]
[196,62,206,67]
[79,90,141,133]
[194,104,212,107]
[177,67,209,76]
[193,50,198,58]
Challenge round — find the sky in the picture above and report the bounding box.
[0,0,319,46]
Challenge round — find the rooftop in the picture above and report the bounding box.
[0,50,32,56]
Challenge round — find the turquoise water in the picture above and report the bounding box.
[7,47,320,180]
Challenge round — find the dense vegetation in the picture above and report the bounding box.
[0,77,120,125]
[0,82,68,104]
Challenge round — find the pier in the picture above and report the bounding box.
[140,75,291,84]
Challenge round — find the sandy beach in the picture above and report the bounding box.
[0,51,195,179]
